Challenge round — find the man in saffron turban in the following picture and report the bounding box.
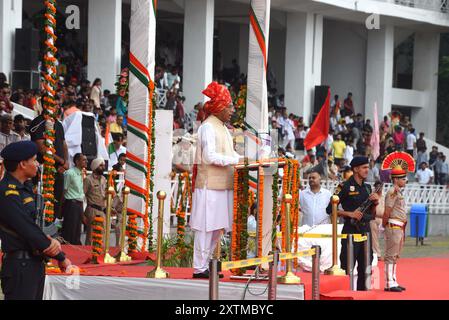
[190,82,241,278]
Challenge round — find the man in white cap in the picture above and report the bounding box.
[83,157,107,245]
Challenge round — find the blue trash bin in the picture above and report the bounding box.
[409,204,427,238]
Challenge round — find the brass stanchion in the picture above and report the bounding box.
[116,187,132,262]
[278,194,300,284]
[104,186,116,264]
[324,195,345,275]
[147,191,169,278]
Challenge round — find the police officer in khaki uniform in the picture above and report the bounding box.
[382,166,408,292]
[380,151,416,292]
[83,158,107,245]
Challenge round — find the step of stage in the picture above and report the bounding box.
[320,289,377,300]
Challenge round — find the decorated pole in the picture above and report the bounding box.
[246,0,270,134]
[126,0,157,253]
[245,0,272,268]
[42,0,59,224]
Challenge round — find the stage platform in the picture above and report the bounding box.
[13,246,449,300]
[41,245,348,300]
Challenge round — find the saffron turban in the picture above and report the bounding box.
[202,81,232,115]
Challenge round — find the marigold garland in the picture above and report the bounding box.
[230,161,250,275]
[231,85,247,128]
[145,81,156,252]
[257,167,264,258]
[281,161,289,252]
[232,170,239,262]
[176,172,191,248]
[91,216,105,263]
[271,170,280,251]
[42,0,58,224]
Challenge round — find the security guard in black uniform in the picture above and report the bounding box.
[0,141,72,300]
[326,156,379,291]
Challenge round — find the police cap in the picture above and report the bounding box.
[350,156,369,169]
[0,141,38,162]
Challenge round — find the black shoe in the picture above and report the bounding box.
[384,287,403,292]
[193,270,210,279]
[397,285,406,291]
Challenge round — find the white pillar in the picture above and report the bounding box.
[239,24,249,76]
[153,110,173,235]
[284,12,322,125]
[183,0,214,112]
[0,0,22,82]
[87,0,122,91]
[365,25,394,122]
[412,32,440,141]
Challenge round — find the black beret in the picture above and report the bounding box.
[350,156,369,168]
[0,141,38,162]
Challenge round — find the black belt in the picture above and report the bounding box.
[3,250,41,260]
[89,204,105,212]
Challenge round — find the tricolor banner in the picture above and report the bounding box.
[127,0,157,252]
[246,0,271,134]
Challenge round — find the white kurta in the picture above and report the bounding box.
[189,122,240,233]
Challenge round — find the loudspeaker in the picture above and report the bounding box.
[11,70,40,90]
[313,85,330,114]
[81,115,98,168]
[15,28,40,71]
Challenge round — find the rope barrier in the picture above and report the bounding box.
[221,248,317,271]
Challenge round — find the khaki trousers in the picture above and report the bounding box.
[384,226,404,264]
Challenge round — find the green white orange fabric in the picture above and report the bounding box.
[246,0,270,133]
[127,0,157,252]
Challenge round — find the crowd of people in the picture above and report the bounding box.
[1,56,448,249]
[0,71,128,246]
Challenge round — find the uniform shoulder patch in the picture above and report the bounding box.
[5,190,19,196]
[8,184,17,189]
[23,197,34,204]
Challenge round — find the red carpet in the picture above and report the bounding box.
[321,255,449,300]
[5,245,445,300]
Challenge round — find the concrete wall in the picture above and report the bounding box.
[322,18,367,115]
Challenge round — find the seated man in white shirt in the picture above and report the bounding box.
[300,168,332,227]
[415,161,434,185]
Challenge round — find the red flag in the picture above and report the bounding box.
[304,88,331,150]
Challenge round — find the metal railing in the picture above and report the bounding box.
[156,88,168,108]
[375,0,448,13]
